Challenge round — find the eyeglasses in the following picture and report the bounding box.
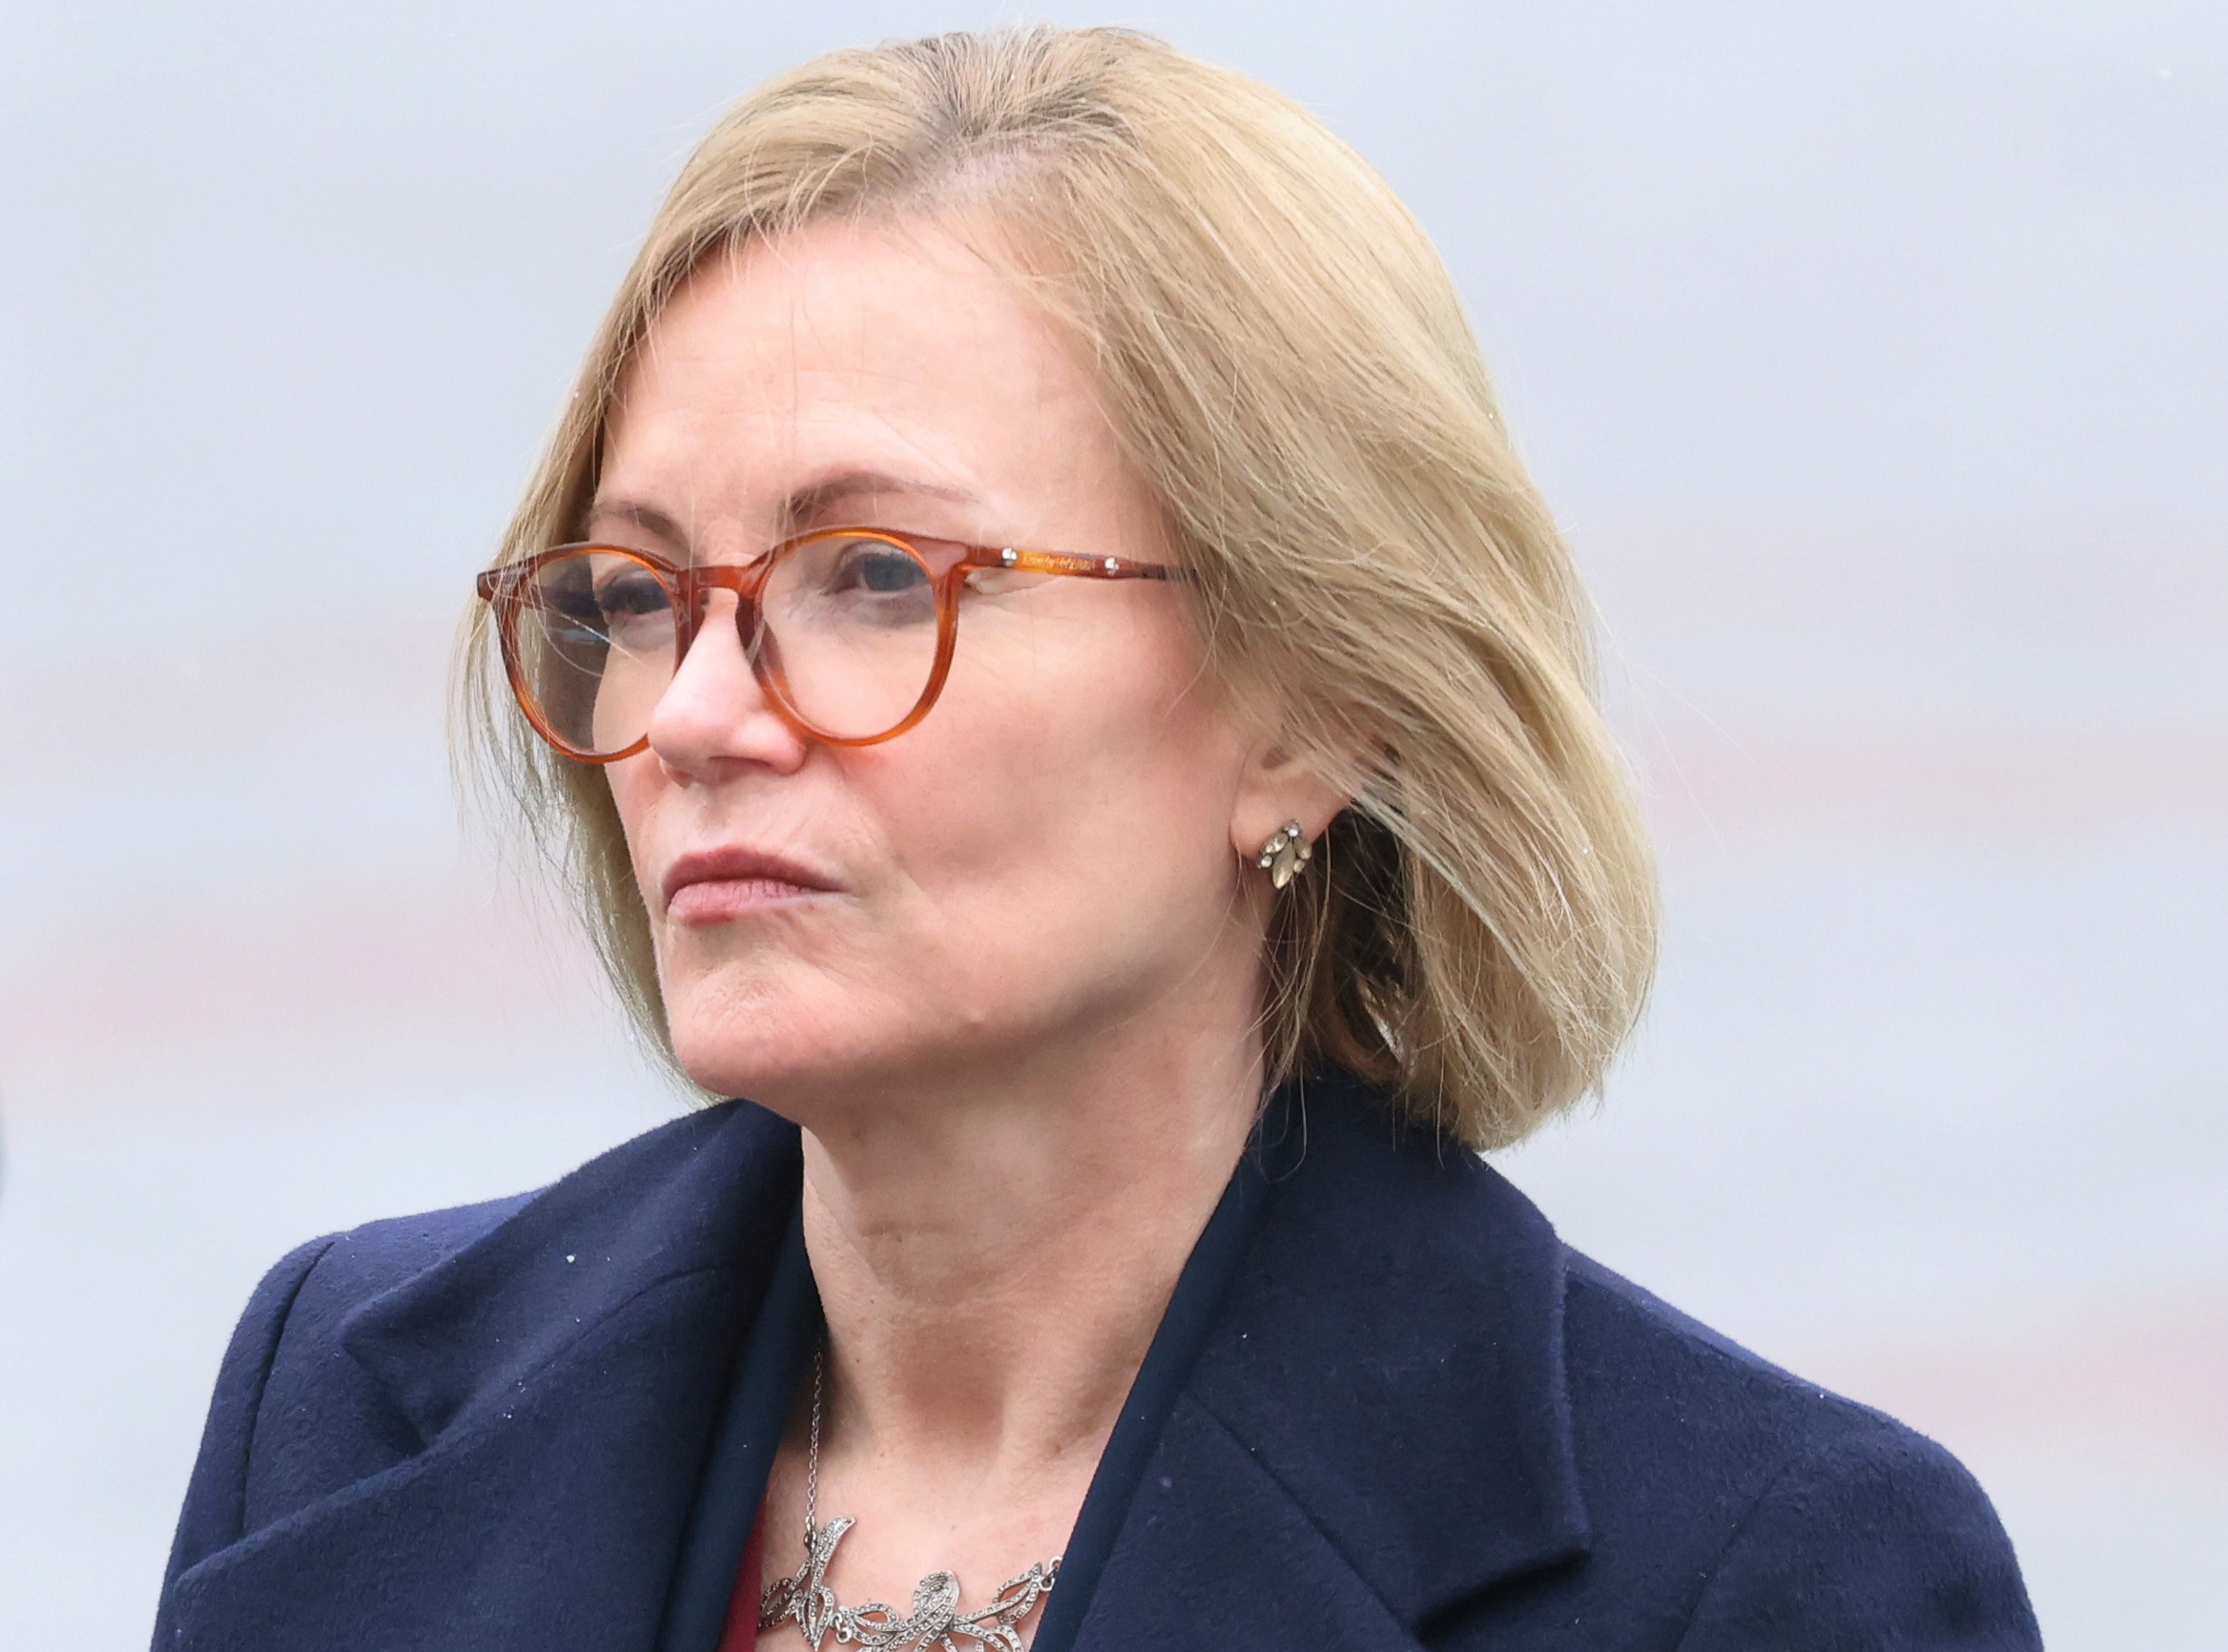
[476,528,1182,762]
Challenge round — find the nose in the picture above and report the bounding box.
[644,592,812,777]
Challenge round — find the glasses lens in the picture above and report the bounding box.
[508,548,676,756]
[758,533,943,739]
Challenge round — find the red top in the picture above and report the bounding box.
[714,1517,767,1652]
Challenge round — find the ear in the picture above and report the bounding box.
[1228,728,1359,869]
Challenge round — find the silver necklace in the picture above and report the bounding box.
[758,1350,1062,1652]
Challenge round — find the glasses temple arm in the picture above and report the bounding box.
[974,547,1189,581]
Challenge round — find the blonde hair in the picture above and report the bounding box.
[461,25,1657,1150]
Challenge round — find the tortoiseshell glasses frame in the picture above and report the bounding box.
[476,527,1184,763]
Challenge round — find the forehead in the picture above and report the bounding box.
[597,216,1118,527]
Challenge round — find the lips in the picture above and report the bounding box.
[660,846,841,924]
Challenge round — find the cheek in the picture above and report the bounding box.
[871,615,1248,979]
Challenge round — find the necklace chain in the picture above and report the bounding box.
[801,1347,825,1540]
[760,1347,1062,1652]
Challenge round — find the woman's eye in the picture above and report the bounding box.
[596,574,671,618]
[547,589,605,630]
[835,549,929,594]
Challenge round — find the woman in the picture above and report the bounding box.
[155,27,2039,1652]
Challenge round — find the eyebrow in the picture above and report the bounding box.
[586,470,981,556]
[585,497,689,548]
[778,470,980,531]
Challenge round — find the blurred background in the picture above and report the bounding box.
[2,2,2221,1645]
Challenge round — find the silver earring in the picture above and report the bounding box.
[1257,820,1313,890]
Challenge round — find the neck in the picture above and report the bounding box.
[795,1011,1263,1501]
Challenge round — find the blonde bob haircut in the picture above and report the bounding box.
[461,24,1658,1151]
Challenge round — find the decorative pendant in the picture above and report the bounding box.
[1257,819,1313,890]
[760,1517,1060,1652]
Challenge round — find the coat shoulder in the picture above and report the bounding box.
[1536,1252,2039,1648]
[1559,1248,1974,1520]
[1562,1251,1892,1444]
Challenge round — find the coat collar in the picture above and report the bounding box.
[1075,1072,1590,1643]
[170,1100,803,1652]
[336,1097,801,1450]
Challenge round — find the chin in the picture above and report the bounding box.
[656,941,1045,1118]
[668,1010,832,1105]
[660,970,909,1113]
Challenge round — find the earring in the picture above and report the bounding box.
[1256,820,1313,890]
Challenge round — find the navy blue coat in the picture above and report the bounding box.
[155,1075,2040,1649]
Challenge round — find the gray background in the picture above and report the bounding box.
[3,3,2222,1646]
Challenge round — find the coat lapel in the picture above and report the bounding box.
[1075,1073,1589,1648]
[167,1101,803,1652]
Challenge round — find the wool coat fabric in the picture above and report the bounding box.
[155,1073,2041,1650]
